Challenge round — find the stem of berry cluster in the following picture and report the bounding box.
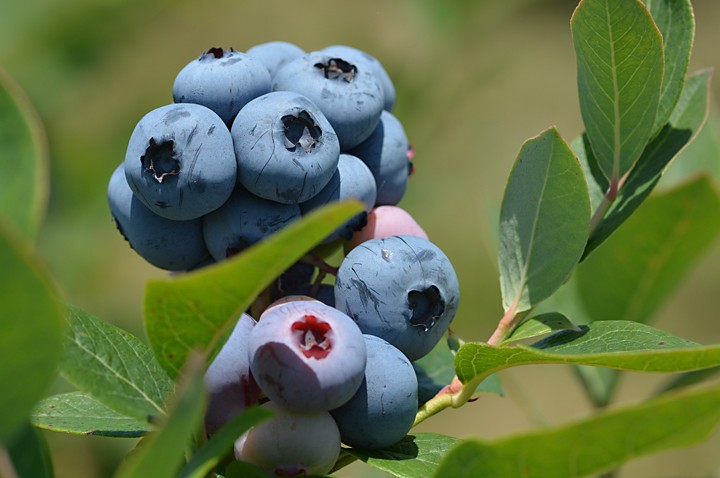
[301,253,339,276]
[588,175,620,234]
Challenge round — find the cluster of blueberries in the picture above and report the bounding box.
[108,41,460,476]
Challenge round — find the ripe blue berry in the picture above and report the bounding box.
[331,335,418,449]
[334,235,460,361]
[123,103,237,221]
[273,51,384,150]
[234,401,340,476]
[246,41,305,79]
[108,164,208,270]
[204,313,261,434]
[248,300,366,412]
[231,91,340,204]
[173,47,271,126]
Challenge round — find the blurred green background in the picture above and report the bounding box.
[3,0,720,476]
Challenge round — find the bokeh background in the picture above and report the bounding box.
[3,0,720,476]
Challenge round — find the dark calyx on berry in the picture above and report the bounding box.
[292,315,332,359]
[282,111,321,153]
[141,138,180,183]
[314,58,357,82]
[408,286,444,331]
[203,47,225,59]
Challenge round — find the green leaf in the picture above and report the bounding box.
[498,127,590,314]
[572,366,620,408]
[179,407,272,478]
[414,337,503,406]
[31,392,151,437]
[455,321,720,393]
[59,306,174,422]
[0,226,64,444]
[645,0,695,136]
[0,67,48,241]
[571,134,607,212]
[578,176,720,324]
[571,0,664,182]
[657,366,720,395]
[114,354,207,478]
[348,433,461,478]
[584,69,712,257]
[145,200,363,378]
[5,422,53,478]
[434,384,720,478]
[502,313,580,345]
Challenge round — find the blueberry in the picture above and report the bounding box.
[234,401,340,476]
[272,51,384,150]
[350,110,412,206]
[108,164,209,271]
[231,91,340,204]
[321,44,396,112]
[173,47,271,126]
[334,235,460,361]
[202,186,302,260]
[123,103,237,221]
[246,41,305,79]
[345,205,428,253]
[300,153,377,242]
[331,335,417,449]
[248,300,366,412]
[204,313,261,434]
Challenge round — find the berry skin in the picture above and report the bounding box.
[123,103,237,221]
[350,110,412,206]
[231,91,340,204]
[272,51,384,150]
[321,44,396,112]
[107,164,208,271]
[300,153,377,242]
[345,205,428,253]
[248,300,366,412]
[234,401,340,476]
[204,313,261,434]
[173,47,271,126]
[334,235,460,361]
[246,41,305,79]
[331,335,418,450]
[202,186,301,260]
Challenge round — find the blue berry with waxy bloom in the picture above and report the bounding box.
[350,110,412,206]
[204,313,261,434]
[173,47,271,126]
[272,51,384,150]
[231,91,340,204]
[123,103,237,221]
[108,164,208,271]
[246,41,305,79]
[248,300,367,412]
[234,400,340,476]
[300,153,377,242]
[321,44,396,112]
[202,186,301,260]
[334,235,460,361]
[331,334,418,450]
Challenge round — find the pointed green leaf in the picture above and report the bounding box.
[571,134,607,212]
[572,0,664,181]
[455,321,720,392]
[0,226,64,444]
[0,68,48,241]
[145,200,363,378]
[502,313,580,345]
[645,0,695,136]
[60,306,174,421]
[114,354,206,478]
[434,384,720,478]
[179,407,272,478]
[31,392,151,437]
[499,127,590,313]
[584,69,712,257]
[578,176,720,324]
[5,422,53,478]
[347,433,461,478]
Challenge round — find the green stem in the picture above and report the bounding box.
[588,176,620,235]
